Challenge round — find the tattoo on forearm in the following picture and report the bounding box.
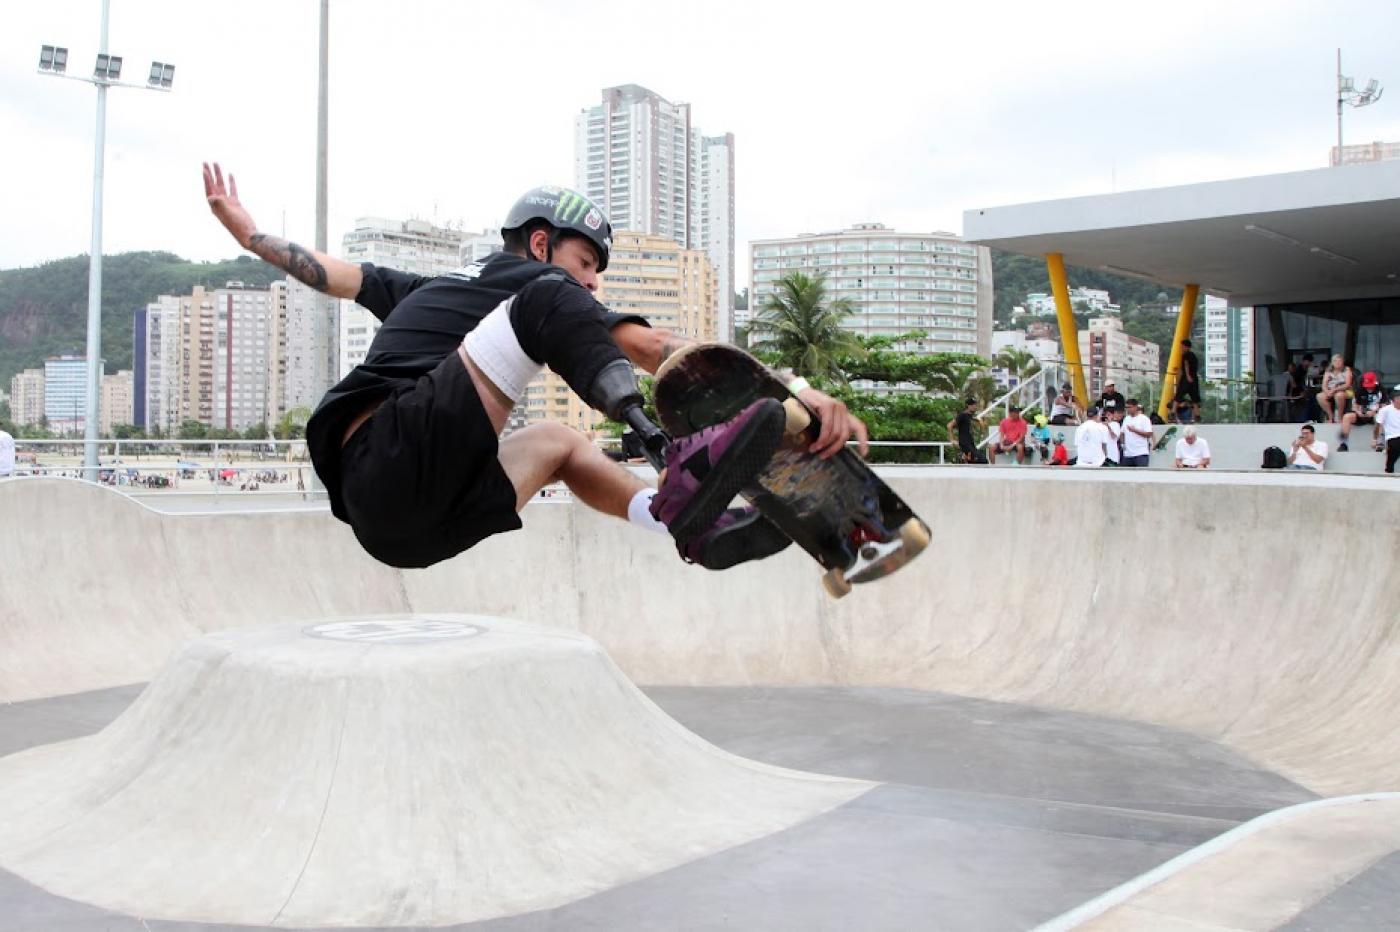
[248,234,329,291]
[658,333,693,363]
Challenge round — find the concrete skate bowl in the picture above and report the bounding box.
[2,473,1400,928]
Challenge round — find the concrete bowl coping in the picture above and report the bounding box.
[1036,793,1400,930]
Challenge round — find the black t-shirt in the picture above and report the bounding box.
[955,411,976,451]
[1356,387,1385,415]
[1099,390,1125,413]
[305,251,644,518]
[1181,350,1199,383]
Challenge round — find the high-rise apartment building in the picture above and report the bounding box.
[44,355,96,435]
[9,368,45,427]
[144,284,278,434]
[282,278,333,413]
[1203,295,1253,389]
[338,217,466,378]
[748,224,993,357]
[459,229,505,264]
[574,85,735,340]
[100,370,134,435]
[516,231,719,437]
[1078,317,1160,396]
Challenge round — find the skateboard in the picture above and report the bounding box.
[1152,424,1177,452]
[653,343,930,599]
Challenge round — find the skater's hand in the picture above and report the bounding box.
[203,162,257,249]
[796,387,869,460]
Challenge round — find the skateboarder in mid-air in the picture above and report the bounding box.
[203,164,867,570]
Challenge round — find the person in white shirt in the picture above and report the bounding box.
[1377,387,1400,474]
[0,427,14,478]
[1120,399,1154,467]
[1073,407,1110,467]
[1286,423,1327,470]
[1103,409,1123,467]
[1174,426,1211,469]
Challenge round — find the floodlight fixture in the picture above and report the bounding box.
[94,52,122,80]
[39,44,70,73]
[34,0,176,481]
[148,61,175,89]
[1336,49,1386,157]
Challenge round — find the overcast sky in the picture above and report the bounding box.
[2,0,1398,289]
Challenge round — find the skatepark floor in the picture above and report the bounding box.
[10,680,1384,932]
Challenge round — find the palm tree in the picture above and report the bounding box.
[750,272,864,384]
[992,347,1041,384]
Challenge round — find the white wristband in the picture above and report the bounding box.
[787,377,810,395]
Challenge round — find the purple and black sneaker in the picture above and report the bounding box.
[649,397,786,544]
[678,505,792,570]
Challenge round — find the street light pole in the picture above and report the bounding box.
[83,0,111,482]
[1334,47,1385,166]
[38,0,175,481]
[1337,48,1344,156]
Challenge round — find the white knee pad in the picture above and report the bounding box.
[462,297,544,403]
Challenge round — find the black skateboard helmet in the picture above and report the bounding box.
[502,186,613,271]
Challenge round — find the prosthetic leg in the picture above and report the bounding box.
[586,360,670,472]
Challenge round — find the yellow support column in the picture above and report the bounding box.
[1157,284,1200,420]
[1046,253,1088,407]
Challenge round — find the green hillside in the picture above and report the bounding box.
[990,249,1201,359]
[0,251,287,388]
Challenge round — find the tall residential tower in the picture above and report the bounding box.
[574,84,735,340]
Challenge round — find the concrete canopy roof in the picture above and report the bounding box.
[963,160,1400,307]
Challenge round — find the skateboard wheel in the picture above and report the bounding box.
[822,568,852,599]
[898,518,931,558]
[781,397,812,436]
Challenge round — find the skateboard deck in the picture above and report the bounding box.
[654,343,930,598]
[1152,424,1178,452]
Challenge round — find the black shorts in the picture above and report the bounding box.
[1353,415,1374,426]
[1175,382,1201,403]
[339,353,521,568]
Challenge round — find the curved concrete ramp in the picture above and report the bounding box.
[0,616,868,926]
[3,475,1399,796]
[1042,794,1400,930]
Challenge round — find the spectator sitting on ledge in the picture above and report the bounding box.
[988,405,1028,465]
[1049,384,1081,426]
[1174,425,1211,469]
[1287,423,1327,471]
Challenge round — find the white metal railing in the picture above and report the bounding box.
[9,438,323,499]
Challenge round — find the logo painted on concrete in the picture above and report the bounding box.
[303,619,487,644]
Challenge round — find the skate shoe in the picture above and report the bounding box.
[650,397,786,543]
[679,505,791,570]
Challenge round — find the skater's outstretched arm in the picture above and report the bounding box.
[203,162,363,300]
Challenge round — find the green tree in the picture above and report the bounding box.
[749,272,864,383]
[177,419,208,440]
[243,422,270,440]
[992,347,1041,384]
[111,423,145,439]
[275,407,312,440]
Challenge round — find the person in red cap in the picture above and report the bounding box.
[1340,370,1385,453]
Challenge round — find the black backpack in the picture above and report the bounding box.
[1261,446,1287,469]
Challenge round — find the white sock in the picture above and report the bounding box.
[627,488,667,535]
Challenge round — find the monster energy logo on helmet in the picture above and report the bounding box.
[503,184,614,272]
[555,190,593,224]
